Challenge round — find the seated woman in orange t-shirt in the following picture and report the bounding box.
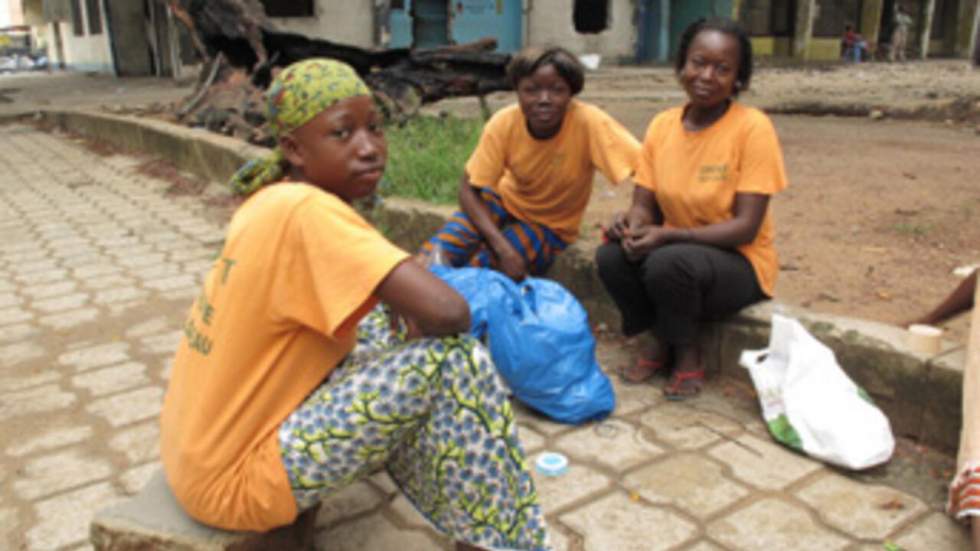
[596,18,788,399]
[159,59,548,551]
[420,46,641,280]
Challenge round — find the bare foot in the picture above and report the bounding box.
[456,542,490,551]
[620,337,669,383]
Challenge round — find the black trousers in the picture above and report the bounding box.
[595,242,765,345]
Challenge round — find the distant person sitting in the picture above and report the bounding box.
[842,24,868,63]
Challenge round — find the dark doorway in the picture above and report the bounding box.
[573,0,609,34]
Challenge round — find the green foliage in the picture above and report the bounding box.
[382,114,484,204]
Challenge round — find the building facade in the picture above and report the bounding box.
[22,0,980,76]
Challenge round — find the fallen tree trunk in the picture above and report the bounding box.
[165,0,512,145]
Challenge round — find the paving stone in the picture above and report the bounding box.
[514,406,573,436]
[72,264,122,279]
[368,470,399,497]
[59,342,130,371]
[32,292,89,313]
[389,494,434,530]
[117,252,166,269]
[39,307,100,329]
[86,386,163,427]
[169,247,219,263]
[162,286,200,302]
[0,370,60,392]
[57,252,107,269]
[0,341,45,368]
[143,274,199,292]
[93,286,148,305]
[624,452,750,520]
[13,448,113,500]
[15,267,69,285]
[639,402,744,450]
[531,463,611,512]
[518,425,545,454]
[80,273,135,291]
[22,280,78,299]
[893,512,972,551]
[0,306,33,324]
[560,491,697,551]
[547,526,573,551]
[6,425,93,457]
[315,511,443,551]
[0,291,20,307]
[128,263,181,280]
[707,497,851,551]
[0,278,15,292]
[553,418,664,472]
[796,473,928,540]
[679,541,725,551]
[119,462,161,495]
[108,421,160,464]
[26,482,122,551]
[0,506,19,550]
[15,258,61,275]
[708,433,822,490]
[124,316,172,338]
[71,361,149,396]
[0,384,77,421]
[183,258,216,276]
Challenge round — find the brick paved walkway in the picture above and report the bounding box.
[0,124,972,550]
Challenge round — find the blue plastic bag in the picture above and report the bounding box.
[431,265,615,424]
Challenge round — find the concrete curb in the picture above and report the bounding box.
[20,107,966,454]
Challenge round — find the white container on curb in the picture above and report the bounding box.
[907,324,943,355]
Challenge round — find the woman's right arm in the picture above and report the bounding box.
[375,259,470,337]
[458,175,527,280]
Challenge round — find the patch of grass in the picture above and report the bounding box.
[382,114,483,204]
[892,222,933,237]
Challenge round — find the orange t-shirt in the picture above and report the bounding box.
[160,183,409,531]
[465,99,641,243]
[635,102,788,296]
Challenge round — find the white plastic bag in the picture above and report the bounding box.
[739,314,895,470]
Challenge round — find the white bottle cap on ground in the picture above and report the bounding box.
[535,452,569,477]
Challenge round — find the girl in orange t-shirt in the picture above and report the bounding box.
[160,59,548,551]
[420,46,640,280]
[596,18,787,399]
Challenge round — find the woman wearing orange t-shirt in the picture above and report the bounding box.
[596,18,787,399]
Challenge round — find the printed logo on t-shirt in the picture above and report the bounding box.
[698,164,728,183]
[183,257,237,356]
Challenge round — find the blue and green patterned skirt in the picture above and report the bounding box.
[277,305,550,550]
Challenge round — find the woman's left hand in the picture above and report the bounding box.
[623,225,674,262]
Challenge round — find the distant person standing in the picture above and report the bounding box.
[889,5,913,62]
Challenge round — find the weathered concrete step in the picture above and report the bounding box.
[90,471,316,551]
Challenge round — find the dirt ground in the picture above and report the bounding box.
[430,60,980,340]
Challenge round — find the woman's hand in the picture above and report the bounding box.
[495,242,528,281]
[623,225,674,262]
[605,212,630,241]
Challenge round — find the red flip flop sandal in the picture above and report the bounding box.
[663,369,705,400]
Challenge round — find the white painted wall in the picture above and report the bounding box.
[270,0,374,48]
[55,1,113,73]
[526,0,636,59]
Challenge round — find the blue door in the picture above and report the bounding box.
[636,0,669,62]
[414,0,451,48]
[389,1,414,48]
[450,0,523,53]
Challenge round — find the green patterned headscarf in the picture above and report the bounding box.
[229,58,371,195]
